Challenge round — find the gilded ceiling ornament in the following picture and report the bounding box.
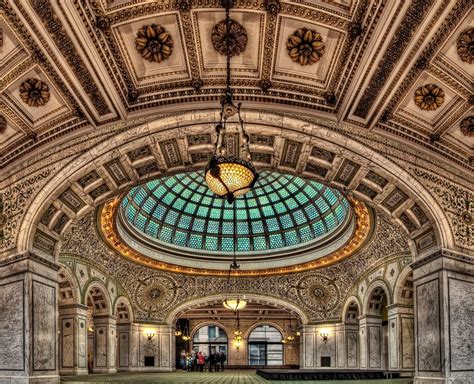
[19,78,50,107]
[135,24,174,63]
[460,116,473,137]
[211,19,247,57]
[413,84,444,111]
[0,115,6,134]
[456,28,474,64]
[287,28,325,66]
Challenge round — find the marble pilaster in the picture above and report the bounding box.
[413,250,474,384]
[0,253,60,384]
[58,304,88,376]
[387,304,414,373]
[117,323,140,372]
[136,324,173,372]
[92,315,117,374]
[359,315,383,370]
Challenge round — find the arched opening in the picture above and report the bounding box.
[248,325,284,366]
[191,325,228,371]
[364,285,390,370]
[84,284,115,374]
[170,295,305,369]
[343,299,360,368]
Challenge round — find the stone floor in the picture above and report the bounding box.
[61,370,414,383]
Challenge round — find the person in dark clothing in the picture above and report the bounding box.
[215,352,221,372]
[209,352,216,372]
[219,351,226,371]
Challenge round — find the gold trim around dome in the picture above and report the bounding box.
[99,196,371,276]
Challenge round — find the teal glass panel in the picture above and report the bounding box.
[121,169,350,254]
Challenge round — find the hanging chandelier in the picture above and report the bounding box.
[205,0,258,205]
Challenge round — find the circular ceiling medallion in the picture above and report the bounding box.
[211,19,247,57]
[460,116,473,137]
[414,84,444,111]
[19,78,50,107]
[456,28,474,64]
[287,28,325,66]
[297,274,340,312]
[99,170,371,275]
[135,24,174,63]
[134,276,177,313]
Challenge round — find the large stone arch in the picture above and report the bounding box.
[165,293,310,326]
[18,111,450,261]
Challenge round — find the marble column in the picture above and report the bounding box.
[58,304,88,375]
[0,252,60,384]
[344,324,359,369]
[412,250,473,384]
[359,315,383,370]
[387,304,414,374]
[117,323,140,372]
[92,315,117,374]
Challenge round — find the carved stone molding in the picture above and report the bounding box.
[0,115,6,134]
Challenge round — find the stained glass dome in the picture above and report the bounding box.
[118,170,351,257]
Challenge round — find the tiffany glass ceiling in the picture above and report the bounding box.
[119,170,351,255]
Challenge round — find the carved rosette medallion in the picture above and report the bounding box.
[287,28,325,66]
[211,19,247,57]
[19,78,50,107]
[460,116,473,137]
[264,0,281,15]
[456,28,474,64]
[296,274,340,312]
[134,275,177,314]
[414,84,444,111]
[135,24,174,63]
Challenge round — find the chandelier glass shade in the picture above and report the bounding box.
[223,297,247,311]
[204,0,257,205]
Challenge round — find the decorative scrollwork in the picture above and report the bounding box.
[211,19,247,57]
[413,84,444,111]
[19,78,50,107]
[287,28,325,66]
[456,28,474,64]
[0,115,6,134]
[135,24,174,63]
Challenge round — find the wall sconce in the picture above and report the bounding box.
[146,330,155,341]
[320,330,329,342]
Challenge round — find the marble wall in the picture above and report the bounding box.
[368,326,381,369]
[416,278,441,372]
[448,277,474,372]
[33,281,56,371]
[346,332,358,368]
[401,317,414,369]
[0,280,24,371]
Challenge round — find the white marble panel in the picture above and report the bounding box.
[416,278,441,371]
[160,334,170,367]
[401,317,414,369]
[78,318,87,368]
[304,333,315,367]
[347,332,358,367]
[389,319,398,369]
[119,332,129,367]
[0,280,24,370]
[368,325,381,368]
[109,326,116,368]
[33,281,56,371]
[359,326,366,368]
[61,318,74,368]
[95,327,107,367]
[448,278,474,371]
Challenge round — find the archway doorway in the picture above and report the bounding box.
[171,297,304,369]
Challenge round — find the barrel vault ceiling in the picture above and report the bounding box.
[0,0,472,171]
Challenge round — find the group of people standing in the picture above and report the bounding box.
[179,350,226,372]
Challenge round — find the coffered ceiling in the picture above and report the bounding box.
[0,0,472,170]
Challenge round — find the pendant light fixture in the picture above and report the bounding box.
[205,0,258,205]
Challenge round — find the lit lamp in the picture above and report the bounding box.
[174,323,182,336]
[223,297,247,311]
[204,0,258,205]
[320,329,329,342]
[146,330,155,341]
